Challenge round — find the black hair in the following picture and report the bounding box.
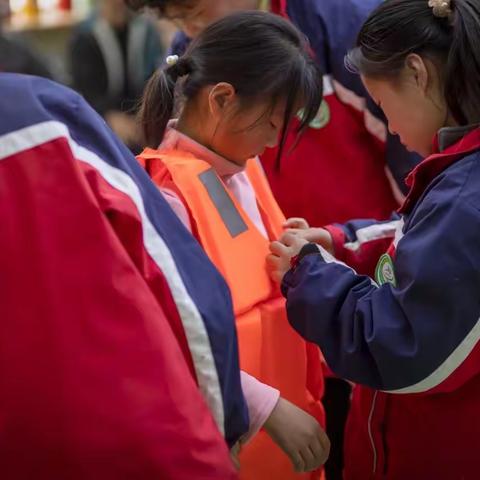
[346,0,480,126]
[139,10,323,164]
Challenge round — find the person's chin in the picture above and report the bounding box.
[402,141,427,157]
[418,145,434,158]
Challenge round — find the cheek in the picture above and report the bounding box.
[220,128,269,160]
[234,130,265,155]
[385,98,437,155]
[213,125,249,154]
[407,102,444,153]
[242,126,275,149]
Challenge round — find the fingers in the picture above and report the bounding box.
[297,433,330,473]
[268,233,307,284]
[266,253,278,269]
[317,426,331,455]
[269,240,289,256]
[283,217,309,230]
[307,436,330,471]
[283,228,303,236]
[266,254,285,283]
[299,446,317,473]
[266,253,282,272]
[278,232,298,247]
[272,232,304,250]
[290,451,306,474]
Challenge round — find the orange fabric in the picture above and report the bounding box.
[139,148,324,480]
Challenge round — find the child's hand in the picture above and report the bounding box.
[267,233,308,283]
[264,397,330,473]
[284,217,310,230]
[284,219,334,255]
[285,227,335,255]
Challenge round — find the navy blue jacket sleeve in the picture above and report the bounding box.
[283,172,480,394]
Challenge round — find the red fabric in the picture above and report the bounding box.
[270,0,288,16]
[267,0,400,227]
[325,224,396,278]
[0,139,236,479]
[345,380,480,480]
[261,96,399,228]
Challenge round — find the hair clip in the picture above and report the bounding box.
[428,0,453,18]
[166,55,179,66]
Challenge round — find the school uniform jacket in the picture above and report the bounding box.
[0,73,248,479]
[282,126,480,479]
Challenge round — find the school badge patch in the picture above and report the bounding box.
[297,100,330,129]
[375,254,397,287]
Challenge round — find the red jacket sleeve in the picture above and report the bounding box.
[324,216,400,276]
[0,129,236,479]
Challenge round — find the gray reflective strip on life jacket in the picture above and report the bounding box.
[198,169,248,238]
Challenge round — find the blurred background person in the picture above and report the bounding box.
[68,0,163,151]
[0,0,53,78]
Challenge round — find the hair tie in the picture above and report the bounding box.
[428,0,453,19]
[166,55,179,66]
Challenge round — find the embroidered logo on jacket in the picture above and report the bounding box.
[375,253,397,287]
[297,100,331,130]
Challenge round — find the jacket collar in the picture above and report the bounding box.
[399,125,480,214]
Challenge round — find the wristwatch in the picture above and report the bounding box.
[290,243,321,270]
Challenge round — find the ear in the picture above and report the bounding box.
[404,53,429,93]
[208,82,237,120]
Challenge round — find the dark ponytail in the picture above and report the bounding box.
[139,10,323,154]
[346,0,480,126]
[139,56,193,147]
[445,0,480,124]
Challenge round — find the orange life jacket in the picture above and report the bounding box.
[138,148,324,480]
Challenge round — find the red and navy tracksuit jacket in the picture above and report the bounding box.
[0,73,248,479]
[282,126,480,479]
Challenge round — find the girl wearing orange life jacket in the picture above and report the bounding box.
[137,11,329,479]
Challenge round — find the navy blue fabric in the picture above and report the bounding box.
[283,148,480,392]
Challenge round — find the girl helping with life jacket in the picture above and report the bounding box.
[137,11,330,479]
[268,0,480,478]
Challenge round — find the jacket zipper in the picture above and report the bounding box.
[368,391,378,475]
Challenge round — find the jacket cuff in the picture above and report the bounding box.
[324,224,346,261]
[282,243,324,297]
